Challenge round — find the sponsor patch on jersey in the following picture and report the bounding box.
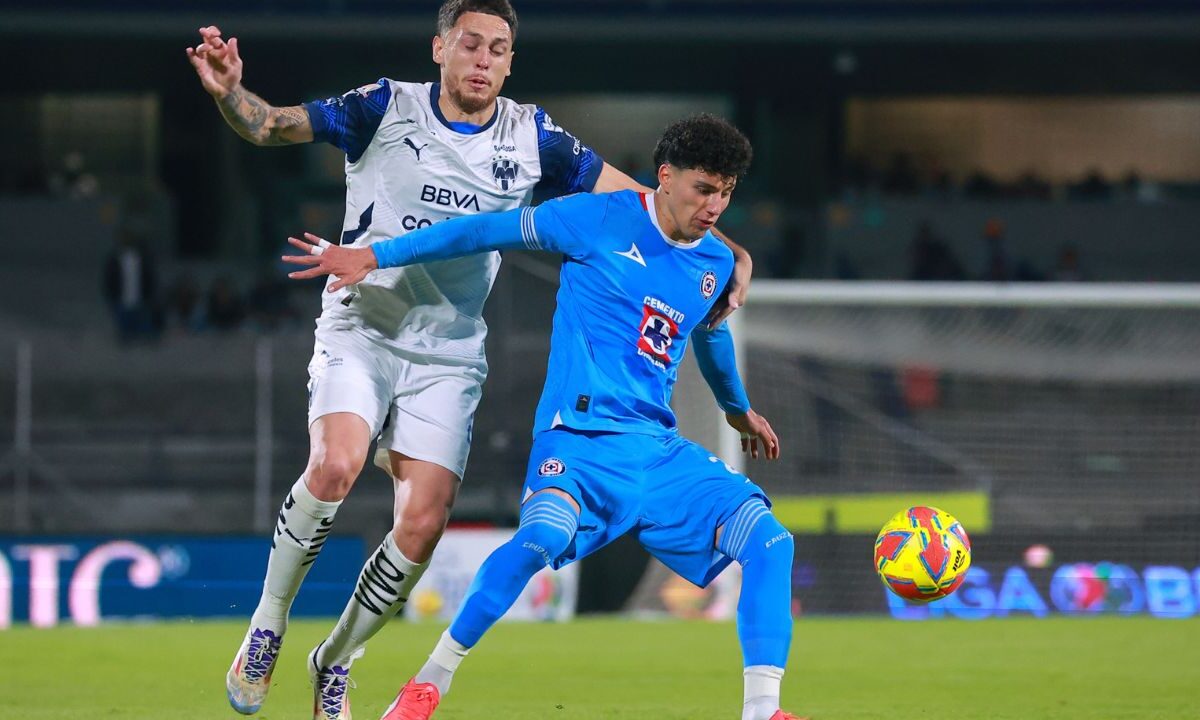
[637,302,680,369]
[312,348,344,371]
[322,82,384,107]
[700,270,718,299]
[538,457,567,477]
[540,113,564,134]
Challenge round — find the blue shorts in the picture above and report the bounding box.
[522,428,770,588]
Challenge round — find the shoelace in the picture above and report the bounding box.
[242,630,282,683]
[317,667,356,719]
[393,685,437,720]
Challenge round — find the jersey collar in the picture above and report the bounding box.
[641,192,702,249]
[429,83,498,135]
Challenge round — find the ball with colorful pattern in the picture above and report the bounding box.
[874,506,972,602]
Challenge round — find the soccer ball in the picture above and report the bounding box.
[874,506,972,602]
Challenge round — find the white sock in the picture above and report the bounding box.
[249,477,341,635]
[742,665,784,720]
[317,533,429,668]
[414,630,470,696]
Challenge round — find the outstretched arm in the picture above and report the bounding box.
[594,162,752,329]
[186,25,313,146]
[692,324,780,460]
[284,208,542,291]
[285,195,600,290]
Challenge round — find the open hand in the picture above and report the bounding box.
[282,233,378,292]
[186,25,243,99]
[724,409,780,460]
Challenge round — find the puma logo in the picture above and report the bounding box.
[403,137,429,161]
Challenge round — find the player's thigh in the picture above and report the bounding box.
[378,357,485,480]
[637,435,771,587]
[385,451,461,560]
[522,429,642,568]
[308,413,374,467]
[307,329,395,440]
[385,451,461,519]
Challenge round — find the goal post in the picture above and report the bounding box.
[675,280,1200,540]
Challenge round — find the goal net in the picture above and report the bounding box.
[662,282,1200,616]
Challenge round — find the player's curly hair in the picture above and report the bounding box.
[437,0,518,38]
[652,114,753,181]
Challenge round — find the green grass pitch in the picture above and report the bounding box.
[3,616,1196,718]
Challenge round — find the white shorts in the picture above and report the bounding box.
[306,329,486,479]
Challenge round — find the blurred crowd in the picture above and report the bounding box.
[839,153,1169,204]
[907,218,1084,283]
[103,225,301,345]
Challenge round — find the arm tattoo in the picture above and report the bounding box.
[217,87,309,146]
[216,86,268,143]
[263,106,310,146]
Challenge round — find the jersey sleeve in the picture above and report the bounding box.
[691,322,752,415]
[532,107,604,198]
[371,193,609,269]
[302,79,392,163]
[526,192,611,259]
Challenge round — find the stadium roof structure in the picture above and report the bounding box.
[2,0,1199,41]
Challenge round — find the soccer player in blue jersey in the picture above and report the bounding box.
[189,2,754,717]
[285,114,804,720]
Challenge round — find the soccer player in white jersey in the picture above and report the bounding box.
[187,2,752,719]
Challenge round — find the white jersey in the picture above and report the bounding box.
[302,79,603,363]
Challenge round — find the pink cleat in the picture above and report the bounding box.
[770,711,811,720]
[379,678,441,720]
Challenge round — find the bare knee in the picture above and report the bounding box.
[386,454,460,562]
[304,451,364,501]
[393,503,451,562]
[304,413,372,502]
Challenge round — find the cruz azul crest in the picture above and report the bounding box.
[637,297,684,370]
[700,270,718,299]
[538,457,566,477]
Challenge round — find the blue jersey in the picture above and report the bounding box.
[372,190,751,436]
[521,191,745,435]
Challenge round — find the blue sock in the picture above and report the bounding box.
[448,493,578,648]
[718,499,794,668]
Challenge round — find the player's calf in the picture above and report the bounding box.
[401,492,578,703]
[311,531,430,687]
[228,477,342,714]
[717,499,796,720]
[447,491,578,648]
[252,478,343,632]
